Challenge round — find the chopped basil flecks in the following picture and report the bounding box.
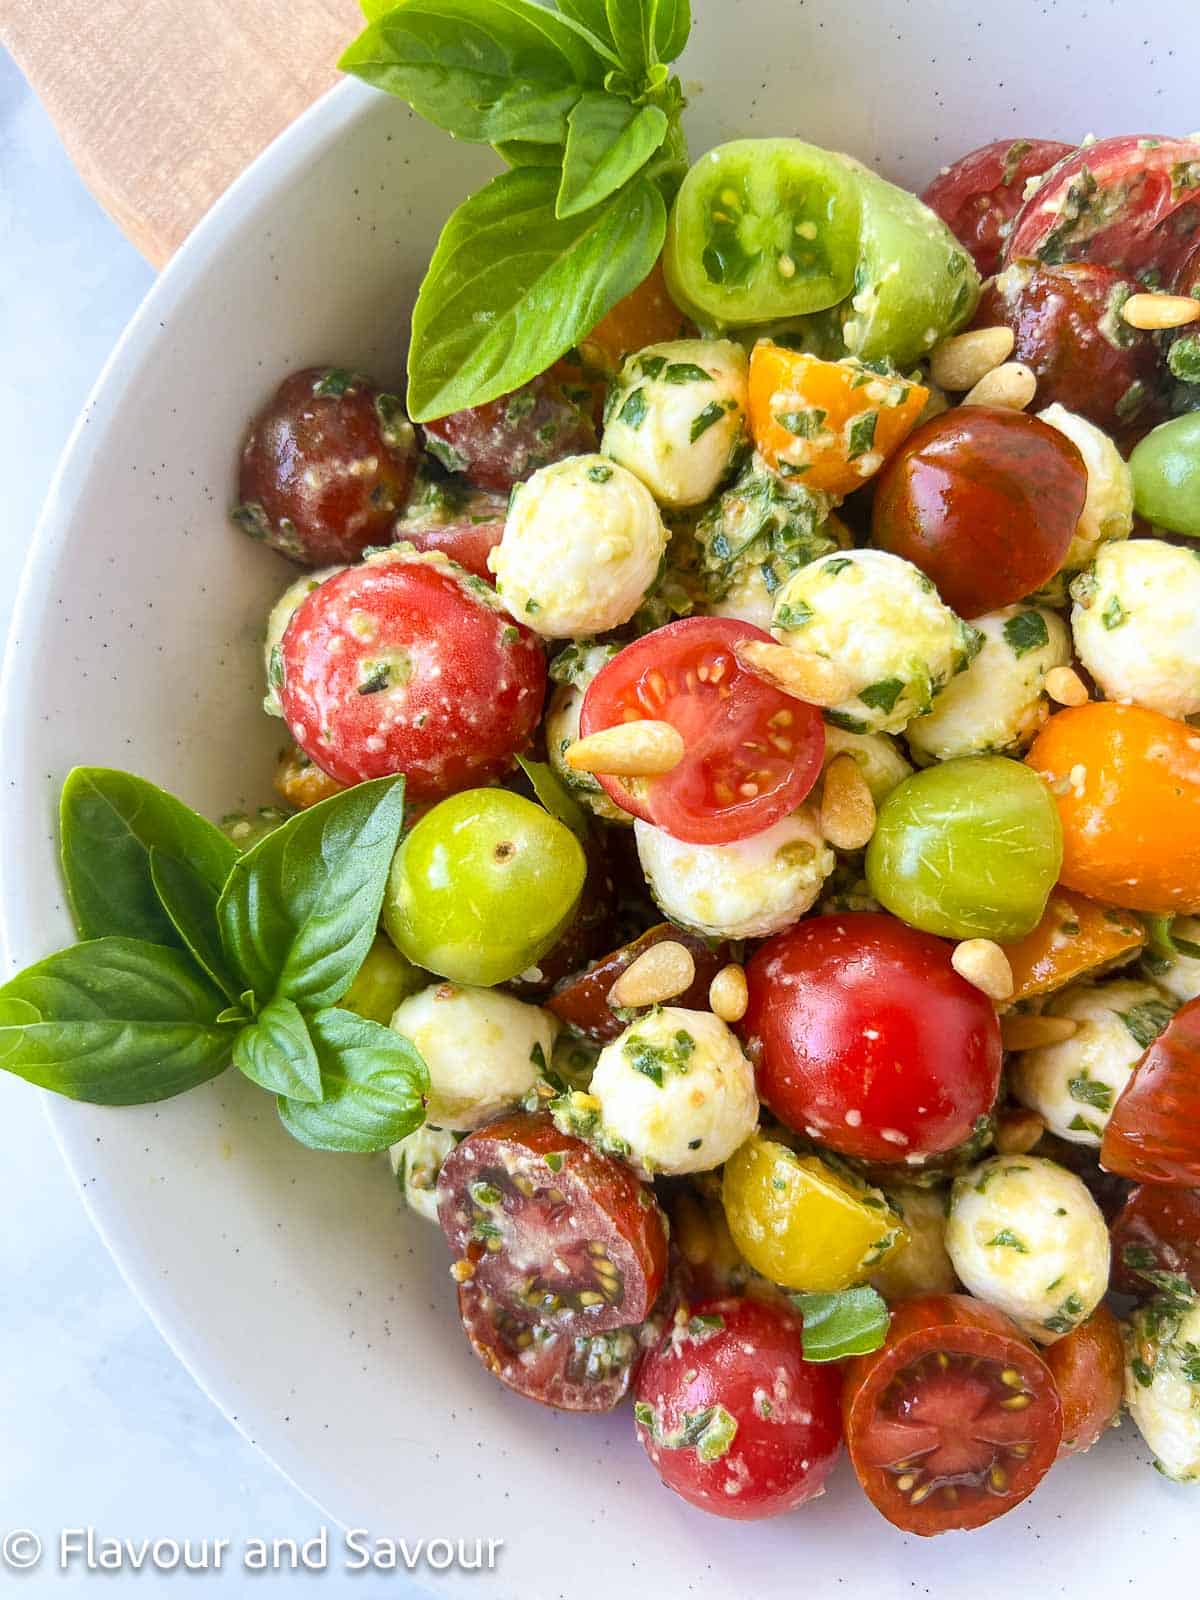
[1119,1000,1174,1050]
[1003,610,1050,657]
[690,400,730,443]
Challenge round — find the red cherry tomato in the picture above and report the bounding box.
[1102,999,1200,1185]
[393,480,506,581]
[842,1294,1062,1535]
[437,1113,668,1335]
[1175,236,1200,298]
[921,138,1075,277]
[742,913,1002,1163]
[1110,1184,1200,1296]
[279,552,545,797]
[1042,1305,1124,1456]
[870,406,1086,618]
[578,617,825,845]
[546,922,729,1042]
[633,1297,842,1520]
[421,371,597,494]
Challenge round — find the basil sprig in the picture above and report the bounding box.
[340,0,693,420]
[0,769,427,1153]
[792,1286,891,1362]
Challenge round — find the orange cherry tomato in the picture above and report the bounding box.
[273,743,346,810]
[747,345,928,496]
[1026,703,1200,915]
[1042,1304,1125,1456]
[578,257,692,378]
[1002,887,1146,1004]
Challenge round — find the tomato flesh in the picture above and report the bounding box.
[921,138,1075,277]
[1102,998,1200,1185]
[1110,1184,1200,1297]
[1042,1305,1124,1456]
[546,922,728,1042]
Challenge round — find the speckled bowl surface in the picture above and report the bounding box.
[2,3,1196,1594]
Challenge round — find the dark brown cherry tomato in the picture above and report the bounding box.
[437,1113,668,1334]
[633,1297,843,1520]
[871,406,1087,618]
[1111,1185,1200,1297]
[546,922,729,1043]
[976,261,1168,435]
[1102,999,1200,1185]
[392,475,506,581]
[743,914,1002,1164]
[234,367,418,565]
[921,138,1075,277]
[842,1294,1062,1535]
[1042,1305,1124,1456]
[421,371,597,494]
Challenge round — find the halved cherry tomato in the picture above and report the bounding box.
[420,370,597,494]
[921,138,1075,277]
[437,1112,668,1333]
[842,1293,1062,1535]
[871,407,1087,618]
[1042,1305,1124,1456]
[747,345,928,495]
[1002,888,1146,1004]
[742,913,1002,1163]
[1026,704,1200,916]
[1110,1184,1200,1296]
[546,922,728,1042]
[393,479,506,581]
[1102,998,1200,1185]
[579,617,825,845]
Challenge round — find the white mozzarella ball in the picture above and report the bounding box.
[263,567,342,715]
[1150,916,1200,1004]
[906,605,1070,763]
[1038,403,1134,571]
[602,339,748,509]
[490,455,667,637]
[771,549,981,734]
[822,725,914,805]
[1010,978,1175,1146]
[388,1123,458,1224]
[1124,1301,1200,1482]
[543,642,632,825]
[389,983,557,1131]
[946,1155,1110,1344]
[1071,539,1200,720]
[635,804,834,940]
[590,1006,758,1176]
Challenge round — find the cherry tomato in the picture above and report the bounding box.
[392,476,506,581]
[1042,1305,1124,1455]
[1110,1184,1200,1296]
[871,407,1086,618]
[420,370,596,494]
[921,138,1075,277]
[505,830,619,999]
[1002,888,1146,1005]
[272,741,346,810]
[842,1293,1062,1535]
[546,922,728,1043]
[1026,703,1200,915]
[1102,998,1200,1185]
[633,1296,843,1520]
[1174,235,1200,298]
[437,1112,667,1334]
[742,913,1002,1163]
[575,257,692,378]
[578,617,825,844]
[234,367,418,565]
[279,552,546,797]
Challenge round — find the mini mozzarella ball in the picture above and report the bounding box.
[388,1123,458,1224]
[262,566,341,715]
[1038,403,1134,571]
[1151,916,1200,1004]
[601,339,748,509]
[635,804,834,941]
[822,725,913,805]
[1124,1301,1200,1482]
[590,1005,757,1176]
[946,1155,1110,1344]
[1070,539,1200,720]
[771,549,981,734]
[389,983,557,1131]
[1010,978,1174,1146]
[544,641,631,825]
[906,605,1070,764]
[870,1186,958,1300]
[489,454,667,638]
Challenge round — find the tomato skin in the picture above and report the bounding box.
[921,138,1075,277]
[576,257,691,378]
[842,1293,1063,1535]
[546,922,729,1043]
[1110,1184,1200,1296]
[1042,1305,1124,1455]
[420,371,596,494]
[633,1296,843,1520]
[871,407,1086,618]
[1002,888,1146,1004]
[1101,999,1200,1185]
[742,913,1003,1163]
[279,554,545,797]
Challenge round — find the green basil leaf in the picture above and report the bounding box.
[554,0,614,47]
[60,768,237,946]
[604,0,652,82]
[217,776,406,1013]
[277,1007,428,1153]
[233,996,323,1103]
[495,138,565,168]
[652,0,690,62]
[149,848,240,1002]
[557,93,667,218]
[792,1286,890,1362]
[0,938,232,1105]
[408,167,665,420]
[515,755,589,842]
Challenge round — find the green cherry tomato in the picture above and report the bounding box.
[341,933,427,1023]
[664,138,863,329]
[865,756,1062,942]
[1129,413,1200,536]
[383,789,586,986]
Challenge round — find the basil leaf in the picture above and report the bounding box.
[0,938,232,1105]
[557,93,667,218]
[277,1007,428,1153]
[60,768,237,946]
[408,167,665,420]
[652,0,690,62]
[793,1286,890,1362]
[495,138,564,168]
[516,755,589,842]
[554,0,614,46]
[217,776,406,1013]
[233,996,323,1103]
[604,0,653,82]
[149,848,240,1002]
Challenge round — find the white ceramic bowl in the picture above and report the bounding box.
[3,4,1197,1593]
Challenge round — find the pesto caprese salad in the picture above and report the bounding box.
[6,0,1200,1545]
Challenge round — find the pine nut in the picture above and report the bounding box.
[1121,292,1200,331]
[607,939,696,1009]
[952,938,1014,1001]
[962,361,1038,411]
[995,1106,1046,1155]
[1000,1013,1080,1051]
[1045,665,1089,707]
[565,719,684,776]
[709,963,749,1023]
[930,325,1015,391]
[820,753,877,850]
[735,639,853,707]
